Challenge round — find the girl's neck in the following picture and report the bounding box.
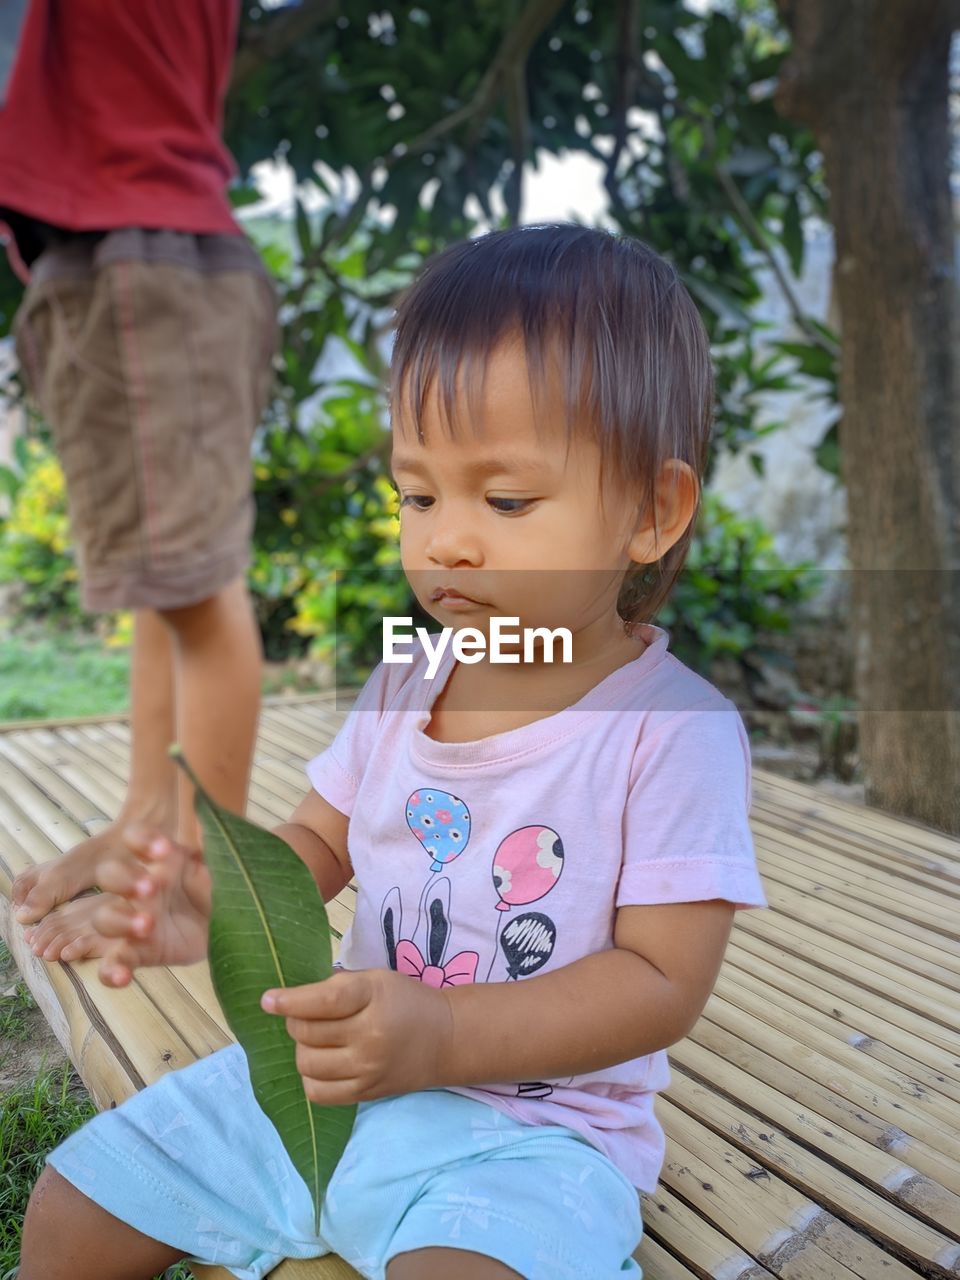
[423,616,647,743]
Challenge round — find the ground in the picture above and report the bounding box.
[0,942,71,1092]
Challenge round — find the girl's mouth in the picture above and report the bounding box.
[431,587,486,606]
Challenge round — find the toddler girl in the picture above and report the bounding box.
[19,223,768,1280]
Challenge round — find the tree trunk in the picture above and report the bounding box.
[775,0,960,833]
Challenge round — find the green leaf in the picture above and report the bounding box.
[814,420,841,476]
[0,463,20,501]
[172,748,356,1232]
[781,193,804,277]
[295,198,314,261]
[775,340,836,382]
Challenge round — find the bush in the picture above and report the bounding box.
[0,436,82,622]
[657,491,823,672]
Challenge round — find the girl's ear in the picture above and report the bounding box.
[627,461,700,564]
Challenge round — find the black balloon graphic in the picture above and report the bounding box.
[499,911,556,980]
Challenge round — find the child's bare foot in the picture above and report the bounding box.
[12,813,171,925]
[21,894,114,963]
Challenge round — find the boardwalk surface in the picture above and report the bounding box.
[0,695,958,1280]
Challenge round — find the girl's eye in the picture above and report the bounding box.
[398,495,533,514]
[488,497,533,514]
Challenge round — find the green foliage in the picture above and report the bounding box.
[0,436,83,622]
[176,751,356,1230]
[657,492,823,670]
[0,0,842,674]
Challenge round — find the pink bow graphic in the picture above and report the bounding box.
[395,940,478,988]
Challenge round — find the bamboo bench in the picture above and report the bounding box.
[1,695,959,1279]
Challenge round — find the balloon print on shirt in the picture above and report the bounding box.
[406,788,470,871]
[486,824,571,1101]
[406,786,472,956]
[492,824,564,910]
[499,911,556,979]
[381,877,478,988]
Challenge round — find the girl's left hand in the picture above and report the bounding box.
[261,968,455,1105]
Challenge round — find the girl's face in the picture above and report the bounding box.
[391,336,696,640]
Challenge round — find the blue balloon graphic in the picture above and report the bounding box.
[406,788,471,872]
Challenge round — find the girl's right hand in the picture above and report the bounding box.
[92,825,212,987]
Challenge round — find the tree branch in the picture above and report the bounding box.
[386,0,566,168]
[713,162,839,357]
[503,58,530,225]
[231,0,341,92]
[605,0,643,197]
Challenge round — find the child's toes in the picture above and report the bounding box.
[11,867,40,906]
[40,929,73,960]
[28,923,55,955]
[60,935,103,962]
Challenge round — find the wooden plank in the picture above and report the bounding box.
[665,1059,960,1269]
[0,688,358,735]
[753,823,960,936]
[735,912,958,1029]
[756,883,960,987]
[752,770,960,858]
[0,733,110,836]
[713,966,960,1108]
[638,1180,779,1277]
[751,778,960,872]
[688,1003,960,1187]
[657,1119,924,1279]
[726,930,960,1063]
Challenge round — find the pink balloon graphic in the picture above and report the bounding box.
[492,826,564,912]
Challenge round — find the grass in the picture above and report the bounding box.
[0,621,130,721]
[0,942,192,1279]
[0,618,332,724]
[0,1064,97,1277]
[0,975,34,1045]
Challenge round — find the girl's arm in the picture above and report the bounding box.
[434,899,736,1085]
[273,788,354,905]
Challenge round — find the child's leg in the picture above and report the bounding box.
[31,1043,333,1276]
[13,609,177,925]
[160,575,262,847]
[19,1167,186,1280]
[388,1248,524,1278]
[18,584,259,959]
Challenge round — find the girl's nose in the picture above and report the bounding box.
[425,520,483,567]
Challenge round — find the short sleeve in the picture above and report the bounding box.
[616,698,768,911]
[305,659,400,817]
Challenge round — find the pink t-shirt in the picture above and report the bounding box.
[306,621,768,1191]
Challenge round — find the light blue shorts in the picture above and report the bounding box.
[48,1043,644,1280]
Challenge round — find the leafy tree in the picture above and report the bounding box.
[223,0,829,673]
[1,4,831,714]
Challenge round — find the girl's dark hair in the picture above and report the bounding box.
[389,223,713,625]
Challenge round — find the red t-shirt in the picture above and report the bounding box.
[0,0,243,255]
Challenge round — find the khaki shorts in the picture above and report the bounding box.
[13,228,278,612]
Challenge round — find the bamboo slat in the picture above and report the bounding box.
[750,783,960,873]
[1,705,958,1280]
[725,930,960,1064]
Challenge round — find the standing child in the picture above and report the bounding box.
[18,224,768,1280]
[1,0,275,947]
